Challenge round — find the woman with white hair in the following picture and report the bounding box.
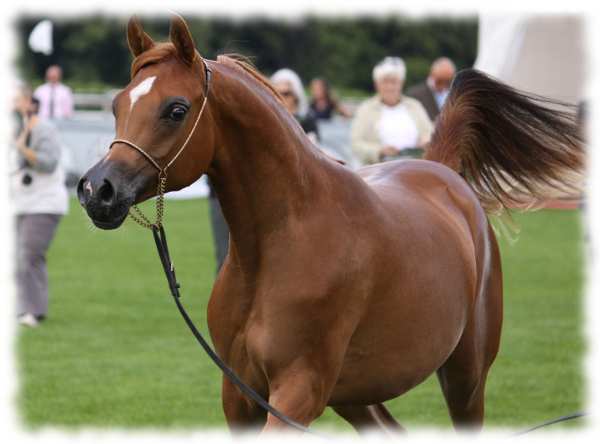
[271,68,319,144]
[351,57,433,165]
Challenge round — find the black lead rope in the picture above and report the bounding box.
[151,224,318,436]
[512,411,587,436]
[150,224,585,438]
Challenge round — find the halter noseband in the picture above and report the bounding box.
[109,58,212,229]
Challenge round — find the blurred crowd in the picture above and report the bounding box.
[268,56,456,165]
[11,56,460,323]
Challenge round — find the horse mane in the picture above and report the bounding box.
[216,54,346,163]
[216,53,284,105]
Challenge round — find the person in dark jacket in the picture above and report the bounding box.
[406,57,456,121]
[309,77,352,120]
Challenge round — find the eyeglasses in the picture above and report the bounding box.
[278,90,294,98]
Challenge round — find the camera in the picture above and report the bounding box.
[22,173,33,186]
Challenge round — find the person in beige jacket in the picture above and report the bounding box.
[351,57,433,165]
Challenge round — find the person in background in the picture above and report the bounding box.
[309,77,352,120]
[351,56,433,165]
[11,85,69,327]
[271,68,320,144]
[33,65,74,120]
[207,178,229,275]
[406,57,456,122]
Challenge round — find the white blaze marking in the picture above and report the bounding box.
[84,180,93,196]
[129,76,156,110]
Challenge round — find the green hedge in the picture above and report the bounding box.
[16,14,477,93]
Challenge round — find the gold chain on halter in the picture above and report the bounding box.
[127,173,168,229]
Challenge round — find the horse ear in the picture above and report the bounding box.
[127,16,155,57]
[169,14,196,65]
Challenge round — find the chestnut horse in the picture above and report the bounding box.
[78,16,583,434]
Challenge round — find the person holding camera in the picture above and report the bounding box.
[10,85,68,327]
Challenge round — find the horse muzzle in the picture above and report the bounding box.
[77,161,138,230]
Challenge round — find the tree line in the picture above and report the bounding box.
[16,15,478,94]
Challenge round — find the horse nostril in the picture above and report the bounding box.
[98,179,116,205]
[77,177,87,206]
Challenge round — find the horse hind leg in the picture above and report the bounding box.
[437,227,503,430]
[333,404,405,436]
[436,358,488,430]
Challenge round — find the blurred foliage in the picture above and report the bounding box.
[15,14,477,93]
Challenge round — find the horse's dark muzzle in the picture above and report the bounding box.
[77,162,135,230]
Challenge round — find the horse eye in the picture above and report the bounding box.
[169,106,187,121]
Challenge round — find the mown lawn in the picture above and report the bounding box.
[16,197,586,432]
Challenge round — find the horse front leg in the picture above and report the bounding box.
[260,364,332,433]
[333,404,405,435]
[222,376,267,433]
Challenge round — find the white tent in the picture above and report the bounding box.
[474,14,586,206]
[474,14,586,105]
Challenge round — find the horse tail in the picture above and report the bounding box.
[423,69,584,214]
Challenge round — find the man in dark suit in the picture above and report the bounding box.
[406,57,456,121]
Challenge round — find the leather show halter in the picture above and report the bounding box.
[109,58,212,230]
[107,57,316,435]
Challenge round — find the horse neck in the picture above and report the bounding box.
[205,64,326,271]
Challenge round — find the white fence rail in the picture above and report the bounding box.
[54,109,358,198]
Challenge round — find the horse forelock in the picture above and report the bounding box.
[130,43,199,79]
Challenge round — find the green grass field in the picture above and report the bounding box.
[16,197,586,432]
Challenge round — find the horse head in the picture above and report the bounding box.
[78,15,215,229]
